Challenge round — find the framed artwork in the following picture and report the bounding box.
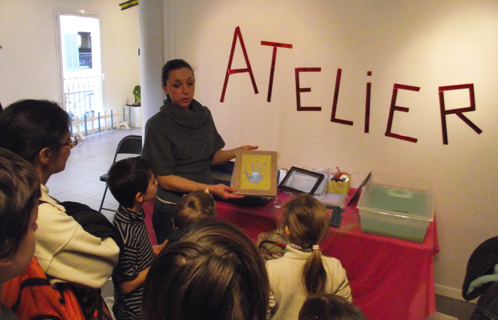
[278,166,325,195]
[231,150,278,197]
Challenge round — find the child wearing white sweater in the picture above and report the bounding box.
[266,194,352,320]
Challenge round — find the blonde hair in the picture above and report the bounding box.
[172,190,217,231]
[280,194,329,295]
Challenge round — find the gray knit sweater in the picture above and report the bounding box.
[142,99,225,203]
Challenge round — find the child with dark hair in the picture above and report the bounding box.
[107,157,165,320]
[0,147,41,319]
[142,219,269,320]
[266,194,352,320]
[172,189,217,233]
[299,294,366,320]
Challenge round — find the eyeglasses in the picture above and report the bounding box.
[59,136,78,148]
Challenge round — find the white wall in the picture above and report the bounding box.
[164,0,498,299]
[1,0,496,300]
[0,0,139,113]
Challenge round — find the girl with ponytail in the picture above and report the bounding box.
[266,194,352,320]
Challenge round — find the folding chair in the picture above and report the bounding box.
[99,135,142,212]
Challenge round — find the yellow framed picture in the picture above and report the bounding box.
[231,150,278,197]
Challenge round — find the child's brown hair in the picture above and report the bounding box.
[172,190,217,232]
[280,193,329,295]
[142,219,269,320]
[299,294,367,320]
[0,147,40,260]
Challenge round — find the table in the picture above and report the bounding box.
[215,190,439,320]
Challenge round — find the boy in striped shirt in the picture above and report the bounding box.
[107,157,165,320]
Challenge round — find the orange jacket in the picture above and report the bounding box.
[1,257,85,320]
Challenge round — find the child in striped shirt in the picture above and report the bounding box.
[107,157,166,320]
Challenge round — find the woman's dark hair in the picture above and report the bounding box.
[299,294,367,320]
[161,59,194,86]
[0,147,41,259]
[142,219,269,320]
[280,193,330,295]
[0,99,70,163]
[172,190,217,231]
[107,157,153,209]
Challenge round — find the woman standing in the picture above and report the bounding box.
[0,100,119,319]
[142,59,257,244]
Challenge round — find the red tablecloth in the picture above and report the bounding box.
[143,189,438,320]
[215,190,439,320]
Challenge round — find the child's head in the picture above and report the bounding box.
[280,193,330,295]
[299,294,367,320]
[0,147,40,283]
[172,190,217,231]
[142,219,269,320]
[107,157,157,209]
[280,193,329,249]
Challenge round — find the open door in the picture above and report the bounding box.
[58,14,103,121]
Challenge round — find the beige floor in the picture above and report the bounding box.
[48,128,475,320]
[46,127,142,222]
[427,313,458,320]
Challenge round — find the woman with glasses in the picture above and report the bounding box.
[0,99,119,318]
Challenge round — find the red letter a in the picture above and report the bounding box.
[220,26,258,102]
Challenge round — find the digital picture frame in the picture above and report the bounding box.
[278,166,325,195]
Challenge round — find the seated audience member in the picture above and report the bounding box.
[171,189,217,235]
[462,236,498,320]
[299,294,367,320]
[107,157,166,320]
[0,100,119,318]
[142,219,269,320]
[0,148,41,319]
[266,194,352,320]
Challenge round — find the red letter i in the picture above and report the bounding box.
[365,71,372,133]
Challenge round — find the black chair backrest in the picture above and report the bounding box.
[99,135,143,213]
[112,135,142,163]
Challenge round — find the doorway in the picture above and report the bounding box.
[58,14,103,120]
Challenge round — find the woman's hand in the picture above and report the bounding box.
[156,175,242,199]
[209,184,244,200]
[211,145,259,165]
[236,145,259,151]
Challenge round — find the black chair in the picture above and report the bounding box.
[462,236,498,320]
[99,135,142,212]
